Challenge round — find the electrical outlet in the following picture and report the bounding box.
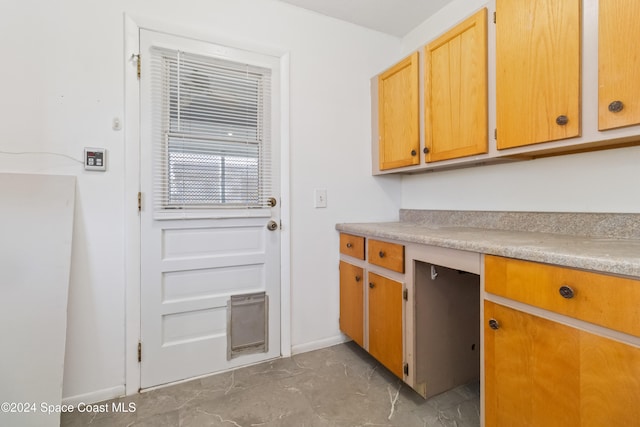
[314,189,327,208]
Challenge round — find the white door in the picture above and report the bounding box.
[139,29,281,389]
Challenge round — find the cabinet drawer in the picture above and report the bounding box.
[339,233,365,260]
[485,255,640,337]
[368,239,404,273]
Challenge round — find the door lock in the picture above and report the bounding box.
[267,220,279,231]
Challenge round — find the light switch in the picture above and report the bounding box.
[314,189,327,208]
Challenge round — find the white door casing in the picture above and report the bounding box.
[139,29,282,389]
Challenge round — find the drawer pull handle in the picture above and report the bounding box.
[378,251,385,258]
[559,285,575,299]
[488,319,500,330]
[346,242,353,248]
[369,282,375,289]
[355,275,361,282]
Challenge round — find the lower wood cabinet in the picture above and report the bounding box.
[338,233,405,380]
[339,261,364,347]
[368,272,403,378]
[485,300,640,427]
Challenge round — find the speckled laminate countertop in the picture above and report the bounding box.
[336,210,640,278]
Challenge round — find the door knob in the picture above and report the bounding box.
[267,220,278,231]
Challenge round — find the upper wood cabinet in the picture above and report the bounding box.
[495,0,581,149]
[598,0,640,130]
[378,52,420,171]
[371,0,640,175]
[424,8,488,162]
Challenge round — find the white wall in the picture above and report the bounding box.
[0,0,402,402]
[399,0,640,214]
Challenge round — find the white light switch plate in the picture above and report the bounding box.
[314,189,327,208]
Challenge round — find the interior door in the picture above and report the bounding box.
[139,29,281,388]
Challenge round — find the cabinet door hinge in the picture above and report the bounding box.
[494,128,497,140]
[137,192,142,212]
[403,289,408,301]
[137,342,142,363]
[493,11,496,24]
[135,54,141,79]
[403,363,409,376]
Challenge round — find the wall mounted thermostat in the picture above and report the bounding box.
[84,147,106,171]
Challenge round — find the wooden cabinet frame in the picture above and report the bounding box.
[483,255,640,427]
[371,1,640,176]
[339,233,482,398]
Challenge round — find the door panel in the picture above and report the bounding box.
[496,0,581,148]
[368,272,403,378]
[339,261,364,347]
[139,29,281,388]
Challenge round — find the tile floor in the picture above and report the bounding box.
[61,342,480,427]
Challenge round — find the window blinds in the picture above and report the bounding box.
[150,47,272,212]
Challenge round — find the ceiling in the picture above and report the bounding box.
[276,0,455,37]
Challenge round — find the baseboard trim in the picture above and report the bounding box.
[291,334,348,355]
[62,385,125,405]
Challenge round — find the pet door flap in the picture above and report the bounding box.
[227,292,268,360]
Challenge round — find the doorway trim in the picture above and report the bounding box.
[123,13,291,395]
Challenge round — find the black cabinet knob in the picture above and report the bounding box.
[423,147,430,154]
[378,251,385,258]
[488,319,500,330]
[559,285,575,299]
[346,242,352,248]
[355,275,361,282]
[369,282,375,289]
[556,115,569,126]
[608,100,624,113]
[410,149,417,156]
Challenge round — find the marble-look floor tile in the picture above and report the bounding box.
[61,342,480,427]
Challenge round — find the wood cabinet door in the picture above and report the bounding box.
[339,261,364,347]
[485,301,640,426]
[368,272,403,378]
[378,52,420,170]
[496,0,581,149]
[598,0,640,130]
[425,8,488,162]
[484,301,580,427]
[580,331,640,426]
